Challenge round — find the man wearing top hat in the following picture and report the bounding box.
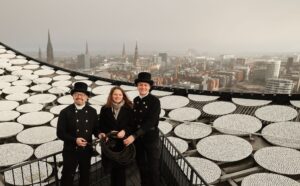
[57,82,99,186]
[124,72,161,186]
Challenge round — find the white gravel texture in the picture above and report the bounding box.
[33,77,52,84]
[168,107,201,121]
[197,135,252,162]
[34,69,55,76]
[0,143,33,167]
[160,95,190,110]
[0,110,20,122]
[5,93,30,101]
[52,75,72,81]
[0,75,19,82]
[213,114,262,136]
[34,140,63,162]
[92,85,115,95]
[89,94,108,105]
[167,136,189,154]
[0,100,19,111]
[95,80,112,86]
[0,122,24,139]
[50,105,69,115]
[52,80,72,87]
[232,98,271,107]
[17,126,57,145]
[120,85,137,91]
[48,86,70,95]
[262,121,300,149]
[241,173,300,186]
[203,101,237,115]
[57,95,73,105]
[50,117,58,128]
[2,85,29,94]
[178,157,221,184]
[151,90,173,97]
[174,122,212,140]
[255,105,298,122]
[158,121,173,135]
[290,100,300,108]
[17,111,54,126]
[254,146,300,175]
[27,94,57,104]
[188,94,219,102]
[16,103,44,113]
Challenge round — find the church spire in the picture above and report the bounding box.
[133,41,139,66]
[47,30,54,64]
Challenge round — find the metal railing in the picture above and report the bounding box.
[1,135,209,186]
[160,134,209,186]
[0,152,60,186]
[0,151,106,186]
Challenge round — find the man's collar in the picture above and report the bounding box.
[139,92,149,99]
[74,103,86,110]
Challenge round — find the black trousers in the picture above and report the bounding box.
[135,135,161,186]
[61,149,92,186]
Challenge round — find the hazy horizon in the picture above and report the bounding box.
[1,0,300,55]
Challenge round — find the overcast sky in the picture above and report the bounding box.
[1,0,300,55]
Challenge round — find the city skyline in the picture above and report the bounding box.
[1,0,300,55]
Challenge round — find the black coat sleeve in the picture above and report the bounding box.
[98,106,110,134]
[56,110,76,143]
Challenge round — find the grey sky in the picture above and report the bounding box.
[1,0,300,55]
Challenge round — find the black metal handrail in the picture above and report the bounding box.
[160,134,209,186]
[0,151,61,186]
[0,134,209,186]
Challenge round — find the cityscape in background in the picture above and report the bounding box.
[27,31,300,94]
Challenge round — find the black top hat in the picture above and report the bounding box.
[134,72,154,86]
[71,82,90,96]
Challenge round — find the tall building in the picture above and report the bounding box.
[265,78,294,94]
[158,53,168,63]
[77,42,91,69]
[287,57,293,73]
[46,30,54,64]
[38,47,42,61]
[133,41,139,66]
[265,60,281,80]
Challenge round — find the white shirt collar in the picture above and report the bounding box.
[75,104,85,110]
[139,92,149,99]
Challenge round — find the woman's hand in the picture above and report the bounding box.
[98,133,107,141]
[123,135,135,146]
[117,130,125,138]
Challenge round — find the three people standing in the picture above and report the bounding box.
[57,72,161,186]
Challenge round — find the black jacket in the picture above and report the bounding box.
[133,93,161,139]
[98,105,134,136]
[57,104,99,152]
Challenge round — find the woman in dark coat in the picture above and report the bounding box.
[98,86,134,186]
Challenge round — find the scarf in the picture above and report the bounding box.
[112,100,125,119]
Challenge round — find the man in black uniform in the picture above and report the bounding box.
[57,82,99,186]
[124,72,161,186]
